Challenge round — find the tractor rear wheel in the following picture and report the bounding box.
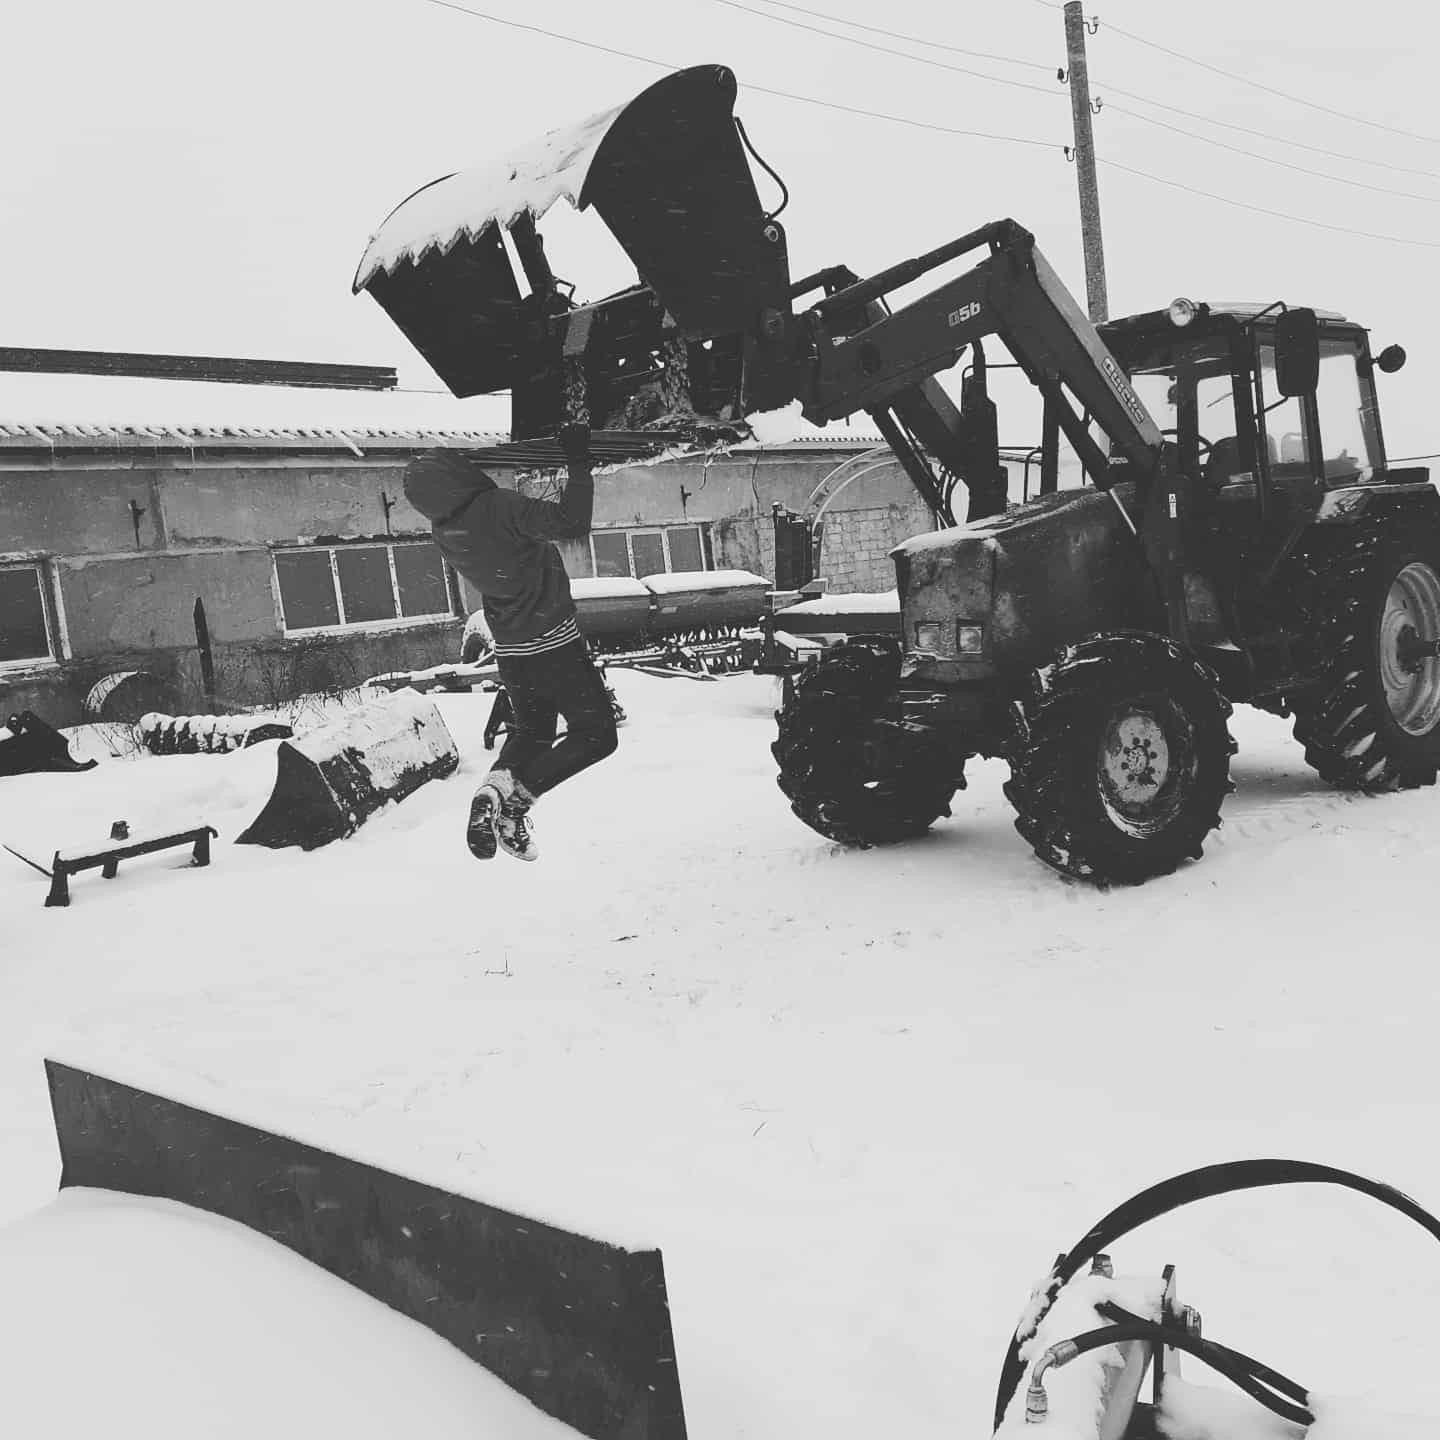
[1004,632,1236,884]
[772,638,958,847]
[1289,523,1440,790]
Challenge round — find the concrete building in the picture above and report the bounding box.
[1,380,935,724]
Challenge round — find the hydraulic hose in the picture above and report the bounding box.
[993,1158,1440,1429]
[1018,1319,1313,1429]
[1096,1303,1308,1408]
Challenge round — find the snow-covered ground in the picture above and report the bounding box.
[4,670,1440,1437]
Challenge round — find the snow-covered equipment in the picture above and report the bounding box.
[353,66,776,465]
[357,62,1438,884]
[459,573,770,683]
[83,669,171,723]
[44,1060,688,1440]
[992,1159,1440,1440]
[460,607,496,664]
[0,710,98,777]
[138,712,293,756]
[39,822,217,908]
[236,690,458,850]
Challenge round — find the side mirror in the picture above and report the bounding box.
[1376,344,1407,374]
[1274,308,1320,396]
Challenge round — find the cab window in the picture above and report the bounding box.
[1315,340,1380,480]
[1257,345,1312,470]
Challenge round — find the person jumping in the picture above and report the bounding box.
[402,424,618,861]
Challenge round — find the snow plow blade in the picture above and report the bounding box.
[352,64,795,454]
[236,691,457,850]
[0,711,98,776]
[45,1060,688,1440]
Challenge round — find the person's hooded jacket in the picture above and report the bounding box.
[403,449,593,647]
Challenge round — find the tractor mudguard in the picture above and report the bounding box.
[1311,478,1439,525]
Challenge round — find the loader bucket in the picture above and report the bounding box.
[575,65,792,339]
[46,1060,688,1440]
[353,65,795,447]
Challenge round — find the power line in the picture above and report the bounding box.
[1097,82,1440,183]
[421,0,675,70]
[1098,157,1440,249]
[709,0,1064,98]
[1105,102,1440,205]
[738,0,1054,72]
[417,0,1440,251]
[1099,14,1440,147]
[418,0,1059,150]
[722,0,1440,204]
[1029,0,1440,150]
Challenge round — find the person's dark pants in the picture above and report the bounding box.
[493,640,618,799]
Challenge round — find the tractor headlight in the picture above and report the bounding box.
[914,621,945,651]
[912,621,984,655]
[1168,297,1198,327]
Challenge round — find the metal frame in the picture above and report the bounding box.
[0,558,58,668]
[273,540,457,637]
[589,522,710,579]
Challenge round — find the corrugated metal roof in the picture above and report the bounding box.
[0,420,506,446]
[0,376,896,461]
[0,420,506,454]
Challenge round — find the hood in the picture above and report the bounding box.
[403,450,497,522]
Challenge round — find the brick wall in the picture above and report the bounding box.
[815,500,936,592]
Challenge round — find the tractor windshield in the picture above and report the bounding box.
[1126,336,1247,488]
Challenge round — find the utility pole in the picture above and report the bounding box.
[1063,2,1108,324]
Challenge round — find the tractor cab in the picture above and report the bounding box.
[1101,301,1407,563]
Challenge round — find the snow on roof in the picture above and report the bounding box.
[0,372,509,455]
[353,103,623,291]
[738,400,885,449]
[638,568,770,593]
[1206,301,1348,322]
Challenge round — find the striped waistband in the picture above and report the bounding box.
[494,615,582,658]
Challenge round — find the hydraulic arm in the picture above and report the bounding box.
[794,220,1165,525]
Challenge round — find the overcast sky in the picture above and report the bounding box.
[4,0,1437,456]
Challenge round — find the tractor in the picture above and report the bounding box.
[352,63,1439,884]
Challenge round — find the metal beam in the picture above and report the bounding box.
[0,347,398,390]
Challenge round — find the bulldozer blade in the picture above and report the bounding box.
[45,1059,688,1440]
[353,65,795,444]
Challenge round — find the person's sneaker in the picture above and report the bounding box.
[496,795,538,861]
[466,780,508,860]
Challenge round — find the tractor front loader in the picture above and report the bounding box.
[354,63,1440,884]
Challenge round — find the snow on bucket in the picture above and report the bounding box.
[236,690,458,850]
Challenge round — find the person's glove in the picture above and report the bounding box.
[558,421,591,461]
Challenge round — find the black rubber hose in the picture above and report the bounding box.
[1019,1320,1313,1429]
[1097,1302,1309,1409]
[993,1158,1440,1428]
[733,116,789,223]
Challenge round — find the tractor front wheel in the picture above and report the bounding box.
[772,639,959,847]
[1004,632,1236,884]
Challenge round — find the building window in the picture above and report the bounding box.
[0,562,55,666]
[273,542,455,635]
[589,525,708,579]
